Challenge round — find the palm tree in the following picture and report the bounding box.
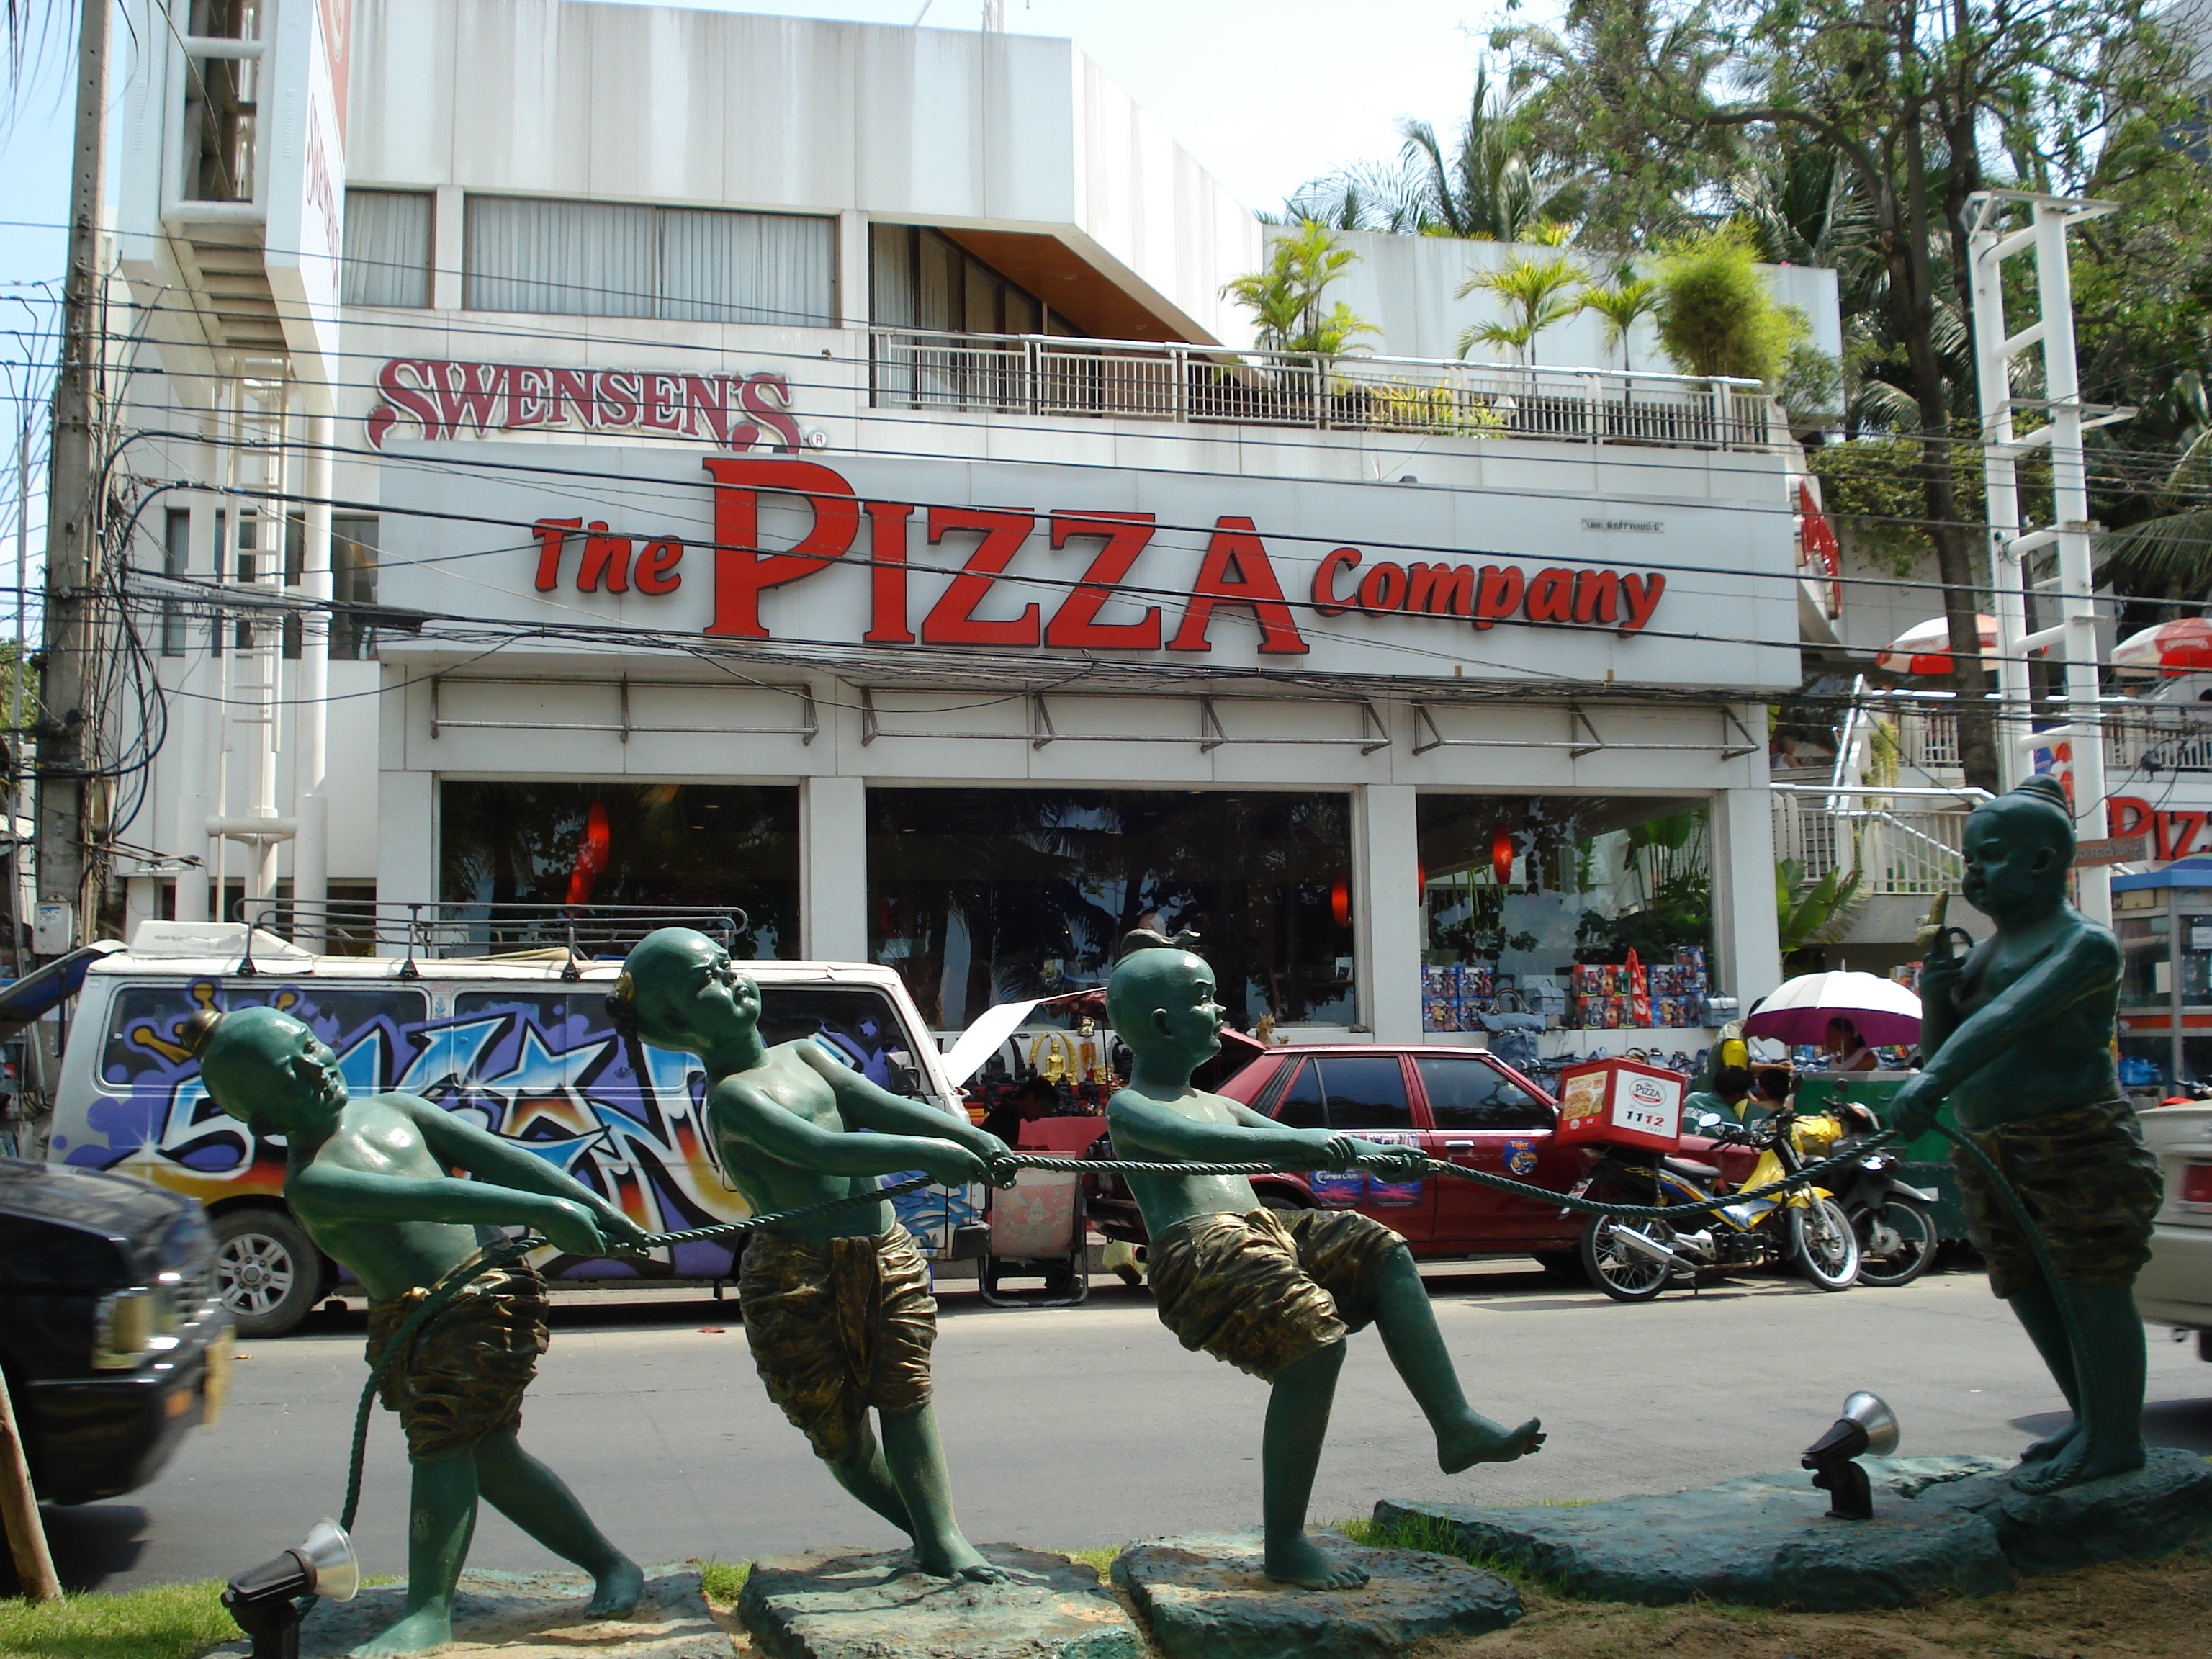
[1576,274,1660,373]
[1457,253,1583,366]
[1220,220,1375,357]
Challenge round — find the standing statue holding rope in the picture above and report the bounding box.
[1885,775,2165,1493]
[185,1004,649,1657]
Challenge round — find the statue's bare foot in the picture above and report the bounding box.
[2018,1419,2080,1465]
[915,1537,1012,1583]
[1439,1415,1546,1474]
[2013,1435,2146,1494]
[349,1606,454,1657]
[584,1555,645,1617]
[1264,1532,1368,1591]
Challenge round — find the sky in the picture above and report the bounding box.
[0,1,1540,598]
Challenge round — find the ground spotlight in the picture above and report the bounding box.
[222,1519,359,1658]
[1802,1390,1900,1521]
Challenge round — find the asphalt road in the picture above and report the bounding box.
[30,1259,2212,1593]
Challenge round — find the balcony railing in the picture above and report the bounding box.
[869,328,1777,451]
[2107,709,2212,774]
[1771,786,1974,897]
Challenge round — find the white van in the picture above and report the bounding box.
[48,915,980,1336]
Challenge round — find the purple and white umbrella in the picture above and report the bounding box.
[1743,970,1922,1048]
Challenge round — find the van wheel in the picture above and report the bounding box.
[213,1207,325,1337]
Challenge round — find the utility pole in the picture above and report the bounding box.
[39,0,116,954]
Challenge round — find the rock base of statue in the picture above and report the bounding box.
[1110,1529,1522,1659]
[1380,1449,2212,1612]
[737,1544,1137,1659]
[202,1564,720,1658]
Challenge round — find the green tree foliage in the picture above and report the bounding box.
[1457,252,1586,364]
[1776,858,1866,954]
[1576,274,1660,372]
[1221,221,1377,356]
[1650,222,1806,384]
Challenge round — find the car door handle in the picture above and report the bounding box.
[1444,1139,1475,1153]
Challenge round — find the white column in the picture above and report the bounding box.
[1714,775,1783,1015]
[802,775,868,961]
[1354,784,1421,1043]
[432,186,465,312]
[292,408,333,948]
[377,770,436,909]
[838,210,869,331]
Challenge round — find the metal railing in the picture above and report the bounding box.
[869,328,1777,451]
[2106,709,2212,774]
[234,899,748,974]
[1771,786,1978,897]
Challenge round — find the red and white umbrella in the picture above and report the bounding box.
[1874,614,1997,677]
[2113,617,2212,676]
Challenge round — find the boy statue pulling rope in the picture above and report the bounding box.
[1105,944,1544,1590]
[187,1004,647,1658]
[1887,775,2164,1492]
[608,926,1015,1581]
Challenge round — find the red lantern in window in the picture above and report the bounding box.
[1491,822,1514,888]
[565,801,611,906]
[1330,876,1351,928]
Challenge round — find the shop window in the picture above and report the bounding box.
[283,513,382,660]
[342,190,433,308]
[1416,1055,1547,1130]
[1417,795,1714,1035]
[868,788,1354,1032]
[464,196,836,326]
[439,781,799,958]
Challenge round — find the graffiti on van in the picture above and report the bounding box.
[59,980,976,1270]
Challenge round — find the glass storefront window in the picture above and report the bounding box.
[1417,795,1714,1032]
[440,781,799,958]
[867,788,1354,1031]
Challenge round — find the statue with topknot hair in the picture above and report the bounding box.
[1888,773,2164,1491]
[187,1003,648,1655]
[1103,943,1544,1591]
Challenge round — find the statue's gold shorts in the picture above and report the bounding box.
[365,1263,549,1462]
[1952,1097,2163,1300]
[739,1224,936,1461]
[1148,1206,1404,1382]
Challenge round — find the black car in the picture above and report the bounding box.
[0,1157,231,1504]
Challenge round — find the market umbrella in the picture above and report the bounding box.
[1874,614,1997,678]
[1742,970,1923,1048]
[2112,616,2212,676]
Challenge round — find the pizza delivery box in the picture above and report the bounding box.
[1555,1057,1686,1153]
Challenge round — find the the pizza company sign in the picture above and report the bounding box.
[366,358,801,451]
[523,456,1670,652]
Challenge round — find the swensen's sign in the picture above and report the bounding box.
[366,359,801,451]
[523,456,1668,652]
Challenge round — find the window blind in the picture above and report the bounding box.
[341,190,433,308]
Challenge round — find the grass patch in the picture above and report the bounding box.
[1063,1546,1120,1581]
[0,1578,234,1659]
[1333,1512,1564,1596]
[690,1557,749,1604]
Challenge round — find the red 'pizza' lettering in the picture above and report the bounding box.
[1046,512,1160,649]
[921,508,1040,646]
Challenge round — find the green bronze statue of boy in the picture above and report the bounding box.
[608,927,1014,1581]
[186,1004,647,1657]
[1888,775,2164,1492]
[1105,945,1545,1591]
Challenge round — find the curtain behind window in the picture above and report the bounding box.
[662,208,835,325]
[341,190,432,307]
[466,197,655,317]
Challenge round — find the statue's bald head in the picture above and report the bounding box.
[1107,948,1222,1071]
[608,926,755,1057]
[185,1004,340,1136]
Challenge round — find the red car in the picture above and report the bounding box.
[1086,1044,1593,1269]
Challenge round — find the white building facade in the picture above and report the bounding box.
[108,0,1830,1056]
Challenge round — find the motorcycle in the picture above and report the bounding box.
[1825,1122,1941,1288]
[1573,1108,1861,1302]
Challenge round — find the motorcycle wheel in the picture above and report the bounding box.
[1578,1213,1674,1303]
[1849,1199,1938,1288]
[1789,1197,1861,1290]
